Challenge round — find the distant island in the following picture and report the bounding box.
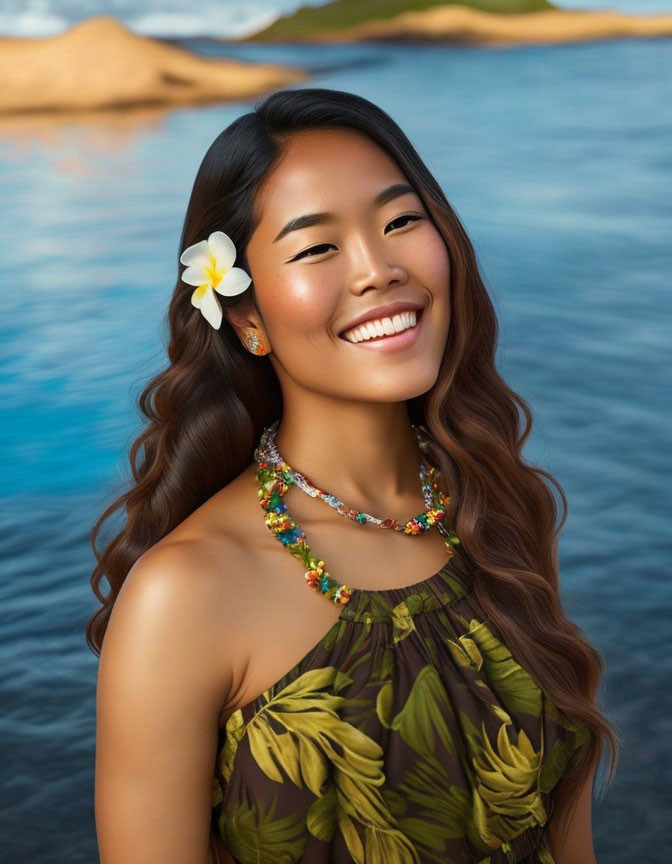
[0,16,308,116]
[232,0,672,46]
[2,5,670,118]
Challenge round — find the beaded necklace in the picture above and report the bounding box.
[255,420,448,534]
[254,425,461,606]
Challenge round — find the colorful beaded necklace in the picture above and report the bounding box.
[255,419,448,534]
[254,424,461,606]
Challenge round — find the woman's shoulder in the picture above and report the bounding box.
[128,462,260,587]
[108,462,268,711]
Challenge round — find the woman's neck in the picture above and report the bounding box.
[273,397,425,513]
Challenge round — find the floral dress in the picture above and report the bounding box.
[210,554,589,863]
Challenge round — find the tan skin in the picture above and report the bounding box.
[95,128,597,863]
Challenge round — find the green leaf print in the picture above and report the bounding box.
[391,598,418,644]
[219,707,246,784]
[546,695,593,749]
[538,718,591,794]
[538,738,570,794]
[335,785,421,864]
[464,619,543,717]
[244,666,354,796]
[538,844,558,864]
[244,664,422,864]
[306,783,337,842]
[377,665,456,757]
[374,665,472,860]
[211,775,223,809]
[471,718,547,848]
[446,632,484,671]
[221,788,307,864]
[397,749,472,854]
[376,681,395,728]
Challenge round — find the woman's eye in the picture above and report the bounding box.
[291,215,422,261]
[292,243,333,260]
[385,214,422,233]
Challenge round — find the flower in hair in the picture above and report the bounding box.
[179,230,251,330]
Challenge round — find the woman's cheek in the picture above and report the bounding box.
[419,234,451,298]
[269,274,338,336]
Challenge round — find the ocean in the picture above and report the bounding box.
[0,34,670,863]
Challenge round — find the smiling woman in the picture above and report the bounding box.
[230,126,452,408]
[87,88,620,864]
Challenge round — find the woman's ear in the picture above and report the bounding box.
[224,299,272,357]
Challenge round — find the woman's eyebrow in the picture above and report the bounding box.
[272,183,417,243]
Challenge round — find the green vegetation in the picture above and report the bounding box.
[248,0,559,41]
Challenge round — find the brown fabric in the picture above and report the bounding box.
[210,555,588,863]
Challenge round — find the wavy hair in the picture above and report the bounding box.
[87,86,620,847]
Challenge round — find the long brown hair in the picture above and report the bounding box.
[87,87,620,842]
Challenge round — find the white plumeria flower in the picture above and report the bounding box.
[179,230,251,329]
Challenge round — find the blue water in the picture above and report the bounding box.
[1,35,670,863]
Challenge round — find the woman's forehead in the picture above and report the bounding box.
[253,129,410,231]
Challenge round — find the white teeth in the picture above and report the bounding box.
[342,310,418,343]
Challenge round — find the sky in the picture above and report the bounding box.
[0,0,670,38]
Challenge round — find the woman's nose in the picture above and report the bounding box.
[347,236,408,295]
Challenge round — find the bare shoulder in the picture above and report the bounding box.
[99,540,233,732]
[94,465,266,862]
[104,461,268,708]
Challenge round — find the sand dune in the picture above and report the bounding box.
[0,16,309,116]
[3,9,668,118]
[241,5,672,46]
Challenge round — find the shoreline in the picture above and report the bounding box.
[0,16,308,117]
[2,8,670,119]
[232,7,672,47]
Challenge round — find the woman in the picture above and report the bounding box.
[88,88,619,864]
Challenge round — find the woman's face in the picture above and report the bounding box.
[239,127,451,404]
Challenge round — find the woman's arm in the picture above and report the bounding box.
[548,755,599,864]
[95,544,232,864]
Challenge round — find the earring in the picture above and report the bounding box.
[243,329,267,356]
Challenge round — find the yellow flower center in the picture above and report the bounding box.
[205,252,228,289]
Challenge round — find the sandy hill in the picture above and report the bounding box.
[239,1,672,45]
[0,16,309,115]
[243,0,556,41]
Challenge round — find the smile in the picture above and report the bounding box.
[339,308,425,353]
[341,310,419,343]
